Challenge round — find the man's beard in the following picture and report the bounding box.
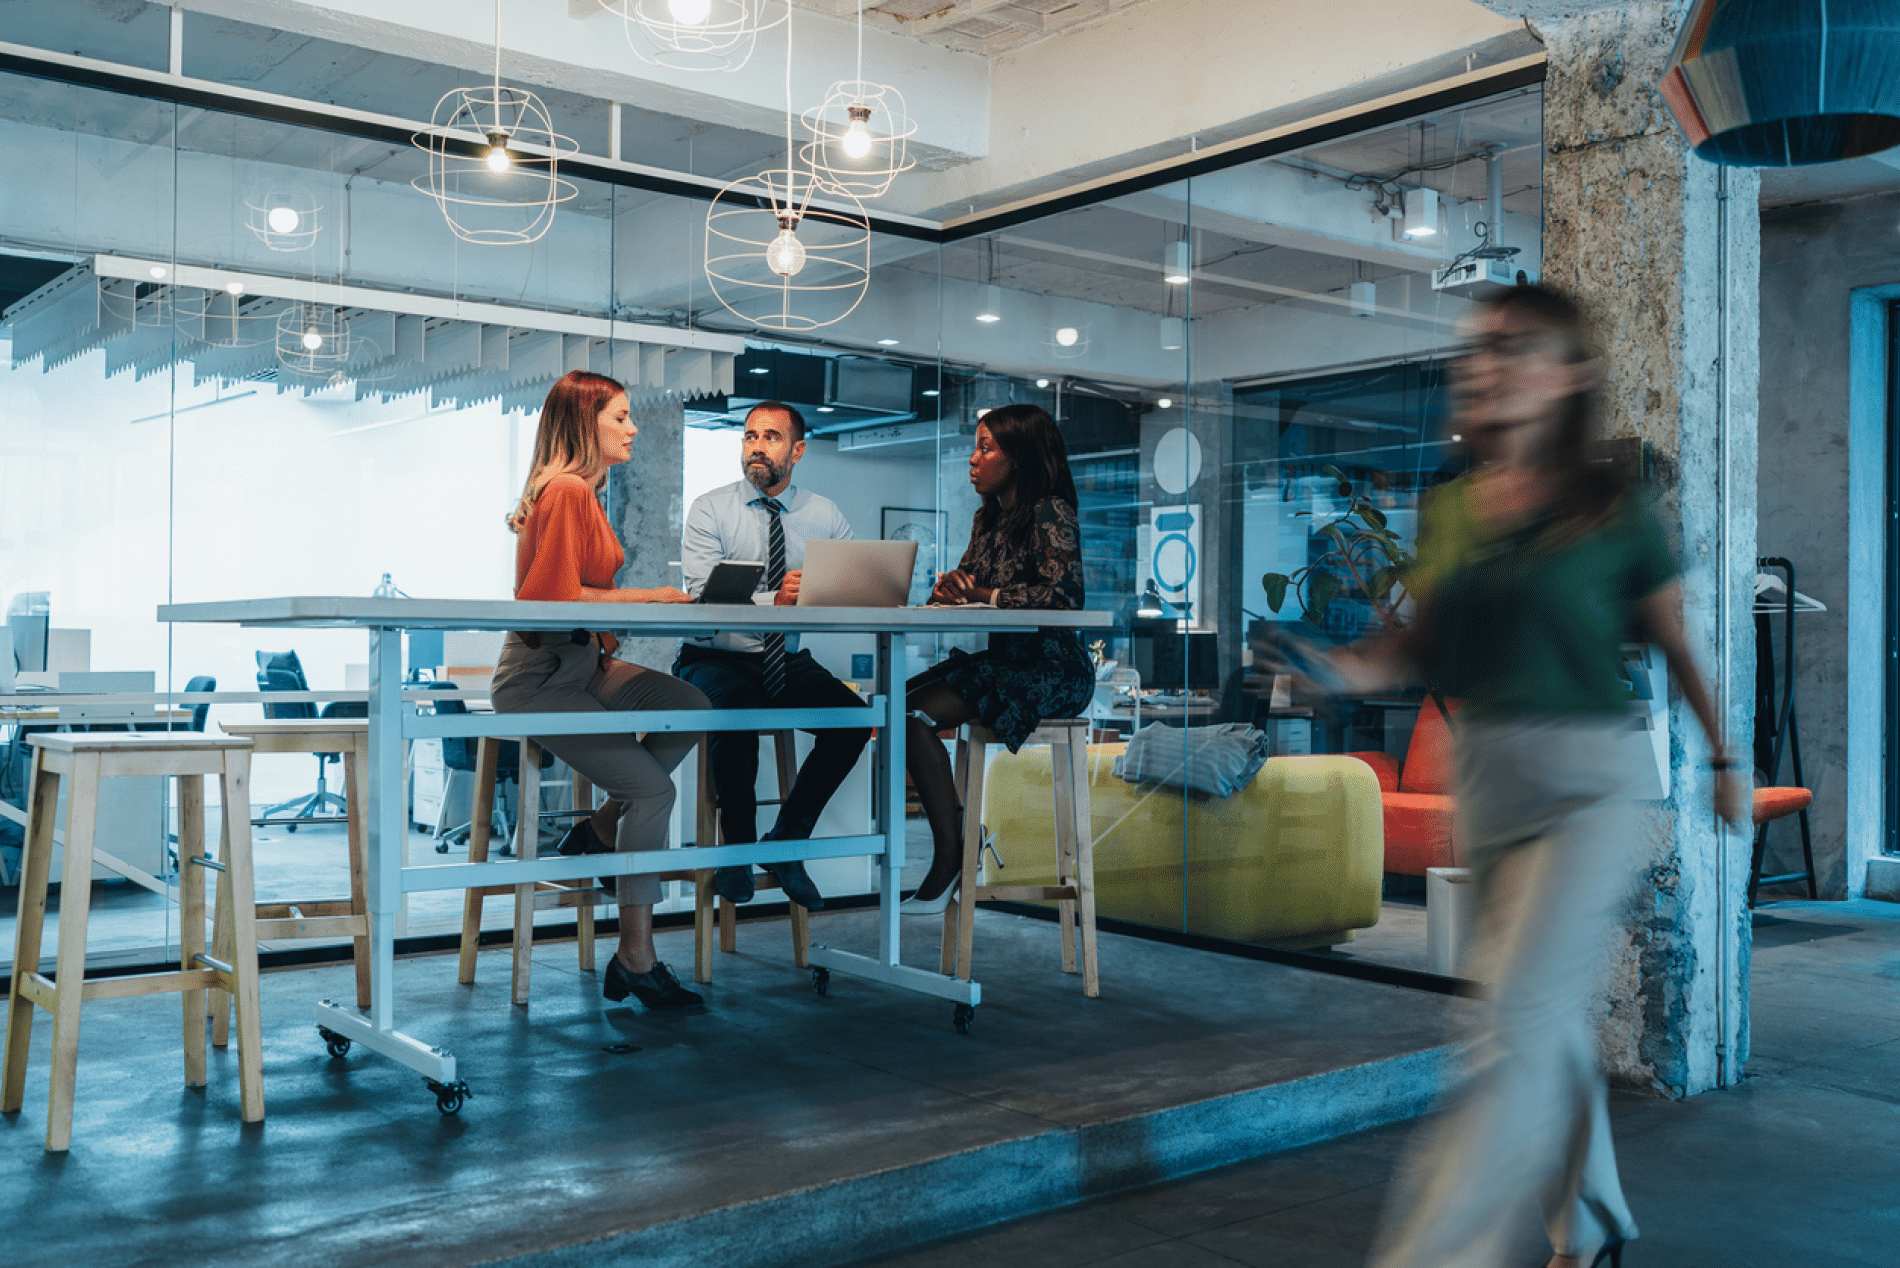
[744,454,788,491]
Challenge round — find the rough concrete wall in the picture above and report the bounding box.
[607,394,686,671]
[1757,192,1900,898]
[1535,2,1758,1097]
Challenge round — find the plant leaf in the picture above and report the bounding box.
[1308,573,1336,622]
[1262,573,1289,612]
[1370,567,1398,602]
[1361,502,1388,530]
[1319,464,1351,498]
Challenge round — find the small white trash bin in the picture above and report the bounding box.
[1426,866,1477,977]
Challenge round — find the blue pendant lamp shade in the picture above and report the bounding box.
[1660,0,1900,166]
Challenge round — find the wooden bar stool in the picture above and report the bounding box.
[690,732,811,984]
[215,720,371,1021]
[3,733,265,1151]
[940,720,1099,1001]
[457,737,612,1005]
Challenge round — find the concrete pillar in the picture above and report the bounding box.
[1511,1,1760,1096]
[606,394,686,671]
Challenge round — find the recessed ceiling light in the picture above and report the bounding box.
[224,281,245,296]
[1451,433,1463,442]
[1036,378,1050,388]
[876,337,900,346]
[1157,397,1173,410]
[1055,327,1079,347]
[816,406,835,413]
[149,265,168,279]
[976,408,990,419]
[749,366,771,375]
[921,389,939,397]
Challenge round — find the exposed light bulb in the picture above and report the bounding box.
[669,0,712,25]
[1055,326,1079,347]
[149,265,168,279]
[485,133,512,173]
[1036,378,1050,388]
[766,220,807,277]
[267,205,300,234]
[841,105,874,160]
[225,281,245,296]
[301,328,323,351]
[1158,398,1173,410]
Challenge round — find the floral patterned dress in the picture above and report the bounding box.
[909,495,1094,752]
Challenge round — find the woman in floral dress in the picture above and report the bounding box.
[901,403,1094,911]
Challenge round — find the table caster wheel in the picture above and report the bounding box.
[434,840,448,854]
[811,966,830,996]
[317,1026,351,1059]
[953,1004,975,1034]
[425,1078,471,1116]
[287,824,298,834]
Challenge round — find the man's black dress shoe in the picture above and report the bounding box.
[765,860,825,910]
[713,865,756,904]
[603,958,703,1008]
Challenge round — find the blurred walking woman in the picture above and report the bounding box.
[491,370,709,1010]
[1327,287,1746,1268]
[901,404,1094,912]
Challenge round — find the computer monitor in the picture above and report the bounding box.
[1135,630,1221,692]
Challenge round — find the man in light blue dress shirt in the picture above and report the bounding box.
[674,401,871,910]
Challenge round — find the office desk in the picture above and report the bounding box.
[158,596,1111,1112]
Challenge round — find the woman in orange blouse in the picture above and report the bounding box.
[490,370,708,1010]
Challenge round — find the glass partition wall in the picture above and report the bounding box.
[0,54,1543,975]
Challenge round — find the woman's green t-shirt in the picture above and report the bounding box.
[1406,478,1679,719]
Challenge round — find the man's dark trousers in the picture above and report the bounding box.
[674,643,872,844]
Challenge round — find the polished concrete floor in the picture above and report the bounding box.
[858,899,1900,1268]
[0,896,1469,1266]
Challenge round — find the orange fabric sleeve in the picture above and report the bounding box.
[516,478,599,602]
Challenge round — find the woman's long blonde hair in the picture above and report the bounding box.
[506,370,625,533]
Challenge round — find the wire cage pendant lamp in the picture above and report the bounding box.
[413,0,578,245]
[801,3,915,199]
[607,0,786,73]
[1661,0,1900,166]
[706,5,870,331]
[244,183,323,252]
[275,301,352,377]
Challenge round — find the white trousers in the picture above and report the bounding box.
[1372,715,1639,1267]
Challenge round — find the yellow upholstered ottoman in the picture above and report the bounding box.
[981,744,1383,947]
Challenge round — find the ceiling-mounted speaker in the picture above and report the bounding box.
[1661,0,1900,166]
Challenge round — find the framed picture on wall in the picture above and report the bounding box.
[882,507,946,605]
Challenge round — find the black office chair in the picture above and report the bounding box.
[428,690,552,855]
[254,649,355,832]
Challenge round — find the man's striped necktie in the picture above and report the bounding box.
[761,498,788,697]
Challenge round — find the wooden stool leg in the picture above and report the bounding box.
[693,870,716,984]
[3,751,58,1115]
[939,729,971,976]
[510,740,542,1006]
[177,773,209,1089]
[693,743,717,984]
[719,899,738,953]
[949,730,986,983]
[46,750,103,1152]
[573,772,596,974]
[1067,736,1099,998]
[344,739,371,1009]
[1050,734,1079,976]
[217,750,265,1124]
[456,737,501,985]
[210,827,233,1049]
[774,732,808,968]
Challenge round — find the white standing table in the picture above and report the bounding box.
[157,597,1110,1113]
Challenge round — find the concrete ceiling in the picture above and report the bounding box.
[796,0,1165,57]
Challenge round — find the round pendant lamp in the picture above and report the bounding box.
[611,0,785,73]
[1661,0,1900,166]
[705,169,871,332]
[413,1,578,244]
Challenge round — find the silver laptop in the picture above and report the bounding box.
[797,539,919,608]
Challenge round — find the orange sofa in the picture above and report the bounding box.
[1345,700,1460,876]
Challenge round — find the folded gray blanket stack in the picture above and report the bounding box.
[1111,722,1272,798]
